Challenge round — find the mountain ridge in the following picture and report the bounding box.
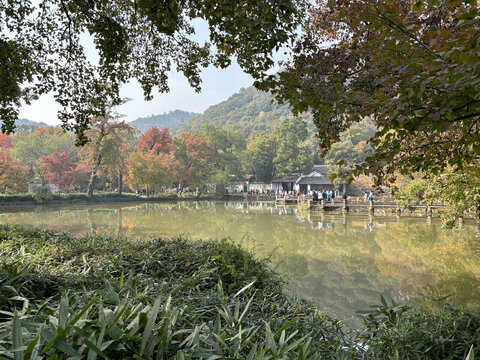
[129,110,198,134]
[173,86,293,136]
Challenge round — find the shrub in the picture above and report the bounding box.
[31,186,53,203]
[358,296,480,359]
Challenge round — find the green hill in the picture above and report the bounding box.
[130,110,198,134]
[1,118,49,131]
[16,119,48,127]
[174,87,293,136]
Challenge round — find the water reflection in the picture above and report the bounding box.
[0,201,478,322]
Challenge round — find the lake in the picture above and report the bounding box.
[1,200,479,324]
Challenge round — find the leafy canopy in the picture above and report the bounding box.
[273,117,314,175]
[242,133,277,182]
[137,127,174,155]
[0,0,305,144]
[41,152,84,192]
[259,0,480,179]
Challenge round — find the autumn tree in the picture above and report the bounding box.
[11,127,76,185]
[0,159,28,194]
[137,127,174,155]
[0,134,27,193]
[0,0,305,143]
[173,132,215,192]
[79,109,134,196]
[260,0,480,179]
[127,151,173,195]
[0,133,13,157]
[41,152,84,193]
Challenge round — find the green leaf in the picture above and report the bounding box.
[65,297,99,333]
[140,293,163,355]
[466,345,474,360]
[24,334,39,360]
[58,295,69,330]
[265,322,277,353]
[13,310,24,360]
[233,281,255,298]
[82,336,109,360]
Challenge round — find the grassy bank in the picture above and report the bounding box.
[0,192,253,206]
[0,192,208,205]
[0,226,479,359]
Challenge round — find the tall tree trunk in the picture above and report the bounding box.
[87,155,102,196]
[118,172,123,195]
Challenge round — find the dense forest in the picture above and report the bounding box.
[175,86,294,136]
[0,116,327,197]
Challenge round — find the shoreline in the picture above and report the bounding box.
[0,193,274,207]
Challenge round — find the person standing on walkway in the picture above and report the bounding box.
[369,191,374,205]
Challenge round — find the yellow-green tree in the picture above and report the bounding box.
[79,109,133,196]
[126,151,173,195]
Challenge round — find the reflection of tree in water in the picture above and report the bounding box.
[0,203,479,320]
[285,259,402,324]
[276,254,308,280]
[375,220,480,307]
[268,213,404,321]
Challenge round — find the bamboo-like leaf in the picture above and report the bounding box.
[58,295,69,330]
[140,293,162,355]
[88,306,107,360]
[264,322,277,353]
[13,310,24,360]
[39,328,57,355]
[233,281,255,298]
[81,336,109,360]
[234,300,240,322]
[105,300,127,334]
[274,318,296,338]
[24,334,39,360]
[65,297,99,333]
[118,270,124,289]
[177,350,185,360]
[52,337,80,357]
[238,294,256,324]
[466,345,475,360]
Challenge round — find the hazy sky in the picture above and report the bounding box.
[19,63,255,125]
[17,18,270,125]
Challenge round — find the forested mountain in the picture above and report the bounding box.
[0,118,48,131]
[130,110,198,134]
[174,87,293,136]
[17,119,48,127]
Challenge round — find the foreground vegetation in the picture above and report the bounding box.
[0,226,479,359]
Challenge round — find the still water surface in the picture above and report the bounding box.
[1,201,479,322]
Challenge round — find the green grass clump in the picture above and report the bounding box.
[0,226,348,359]
[357,296,480,359]
[1,225,480,359]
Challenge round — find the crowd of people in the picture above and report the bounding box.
[229,188,376,204]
